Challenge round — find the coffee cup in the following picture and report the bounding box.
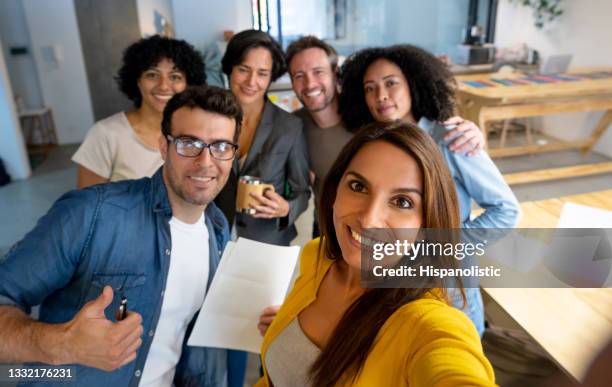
[236,176,275,215]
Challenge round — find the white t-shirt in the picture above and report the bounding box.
[140,213,210,387]
[72,112,164,181]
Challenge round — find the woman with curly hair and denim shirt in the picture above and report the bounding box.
[338,44,521,336]
[73,35,205,188]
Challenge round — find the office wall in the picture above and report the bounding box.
[496,0,612,158]
[0,0,44,110]
[21,0,95,145]
[172,0,252,51]
[137,0,175,36]
[0,48,31,180]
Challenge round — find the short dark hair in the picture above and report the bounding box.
[162,86,242,142]
[221,29,286,82]
[339,45,456,131]
[285,35,339,75]
[116,35,206,108]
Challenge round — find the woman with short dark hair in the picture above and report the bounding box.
[221,30,287,83]
[257,121,496,386]
[73,35,205,188]
[215,30,310,246]
[216,29,310,387]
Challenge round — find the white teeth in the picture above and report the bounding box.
[350,228,376,247]
[154,95,172,100]
[191,176,213,182]
[305,89,322,97]
[350,228,381,247]
[351,228,362,243]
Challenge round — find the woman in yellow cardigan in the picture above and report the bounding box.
[256,121,496,386]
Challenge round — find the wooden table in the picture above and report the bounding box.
[483,189,612,382]
[455,69,612,184]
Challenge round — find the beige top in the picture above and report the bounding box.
[265,318,320,387]
[72,112,163,181]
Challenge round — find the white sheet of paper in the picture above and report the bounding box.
[557,202,612,228]
[187,237,300,353]
[556,202,612,285]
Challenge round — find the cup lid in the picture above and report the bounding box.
[239,175,263,184]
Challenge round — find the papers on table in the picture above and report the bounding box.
[557,202,612,228]
[556,202,612,286]
[187,237,300,353]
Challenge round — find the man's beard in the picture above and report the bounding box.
[165,164,226,207]
[302,91,334,113]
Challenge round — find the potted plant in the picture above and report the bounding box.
[510,0,564,28]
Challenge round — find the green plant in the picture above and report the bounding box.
[511,0,564,28]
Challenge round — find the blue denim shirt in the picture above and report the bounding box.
[419,117,521,229]
[419,118,521,336]
[0,168,230,387]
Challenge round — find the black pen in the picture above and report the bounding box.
[116,297,128,321]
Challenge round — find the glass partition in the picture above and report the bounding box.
[253,0,496,61]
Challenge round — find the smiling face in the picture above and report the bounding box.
[332,140,423,269]
[137,57,187,114]
[289,47,337,113]
[363,59,415,124]
[160,107,236,212]
[229,47,273,106]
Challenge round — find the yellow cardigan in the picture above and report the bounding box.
[256,239,497,386]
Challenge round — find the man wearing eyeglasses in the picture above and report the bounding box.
[0,86,240,387]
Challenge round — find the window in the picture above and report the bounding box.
[252,0,497,61]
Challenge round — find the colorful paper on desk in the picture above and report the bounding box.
[187,237,300,353]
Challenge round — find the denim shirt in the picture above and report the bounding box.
[419,118,521,336]
[418,117,521,229]
[0,168,230,387]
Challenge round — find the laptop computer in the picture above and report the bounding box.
[540,54,572,74]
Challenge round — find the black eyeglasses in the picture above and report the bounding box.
[166,135,238,160]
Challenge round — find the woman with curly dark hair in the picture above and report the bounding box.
[339,44,521,336]
[340,45,457,132]
[72,35,205,188]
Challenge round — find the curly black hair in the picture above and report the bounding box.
[116,35,206,108]
[339,44,456,132]
[221,29,286,82]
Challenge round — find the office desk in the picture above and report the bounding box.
[455,69,612,184]
[450,62,538,76]
[483,189,612,382]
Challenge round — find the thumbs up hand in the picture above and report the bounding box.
[60,286,144,371]
[82,285,114,319]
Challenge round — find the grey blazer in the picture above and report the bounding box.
[215,100,310,246]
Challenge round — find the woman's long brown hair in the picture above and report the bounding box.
[311,121,462,386]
